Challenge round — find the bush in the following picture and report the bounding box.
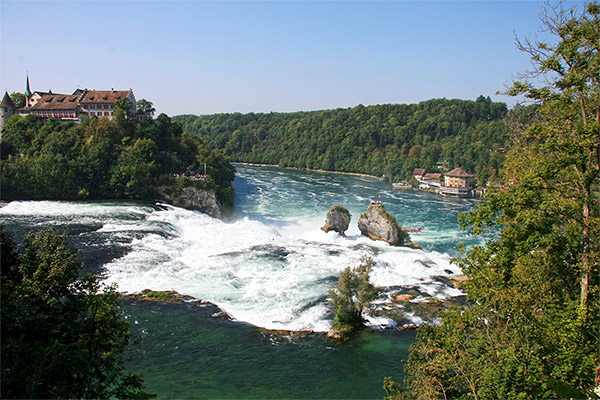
[328,256,379,335]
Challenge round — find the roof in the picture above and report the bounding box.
[1,92,16,109]
[445,167,474,178]
[29,93,80,110]
[79,90,130,103]
[413,168,426,176]
[423,172,442,180]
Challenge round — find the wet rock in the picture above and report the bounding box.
[448,274,469,288]
[155,185,221,218]
[326,328,352,343]
[357,204,410,246]
[259,328,316,340]
[414,258,437,268]
[321,205,351,237]
[392,294,415,303]
[399,323,417,330]
[122,289,197,304]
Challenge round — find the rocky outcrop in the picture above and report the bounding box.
[321,205,351,236]
[358,204,410,246]
[155,185,221,218]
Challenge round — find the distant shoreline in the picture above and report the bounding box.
[234,162,383,180]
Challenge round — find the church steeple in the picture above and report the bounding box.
[25,73,32,97]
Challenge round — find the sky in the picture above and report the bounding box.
[0,0,586,116]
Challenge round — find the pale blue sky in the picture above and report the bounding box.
[0,1,583,116]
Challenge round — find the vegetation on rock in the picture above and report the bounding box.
[1,227,153,399]
[358,204,410,246]
[328,256,380,339]
[122,289,197,304]
[326,205,351,219]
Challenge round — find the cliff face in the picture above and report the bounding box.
[358,204,409,246]
[155,185,221,218]
[321,205,351,237]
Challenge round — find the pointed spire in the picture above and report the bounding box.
[25,73,31,97]
[1,91,16,109]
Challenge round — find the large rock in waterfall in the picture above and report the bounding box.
[321,205,351,237]
[358,204,410,246]
[155,185,221,218]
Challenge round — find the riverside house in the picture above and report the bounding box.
[439,167,474,197]
[412,167,475,198]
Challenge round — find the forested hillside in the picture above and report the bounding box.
[1,104,235,206]
[175,96,508,184]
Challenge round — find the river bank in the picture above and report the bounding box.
[235,162,382,180]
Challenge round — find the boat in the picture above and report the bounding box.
[371,195,383,205]
[405,227,422,233]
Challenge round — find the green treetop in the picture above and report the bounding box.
[328,256,379,338]
[1,228,154,399]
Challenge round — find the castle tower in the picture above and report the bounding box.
[1,91,16,131]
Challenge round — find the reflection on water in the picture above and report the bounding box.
[123,299,415,399]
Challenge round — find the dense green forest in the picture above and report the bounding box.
[1,102,235,207]
[175,96,508,184]
[385,2,599,398]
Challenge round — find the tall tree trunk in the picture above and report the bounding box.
[580,199,591,316]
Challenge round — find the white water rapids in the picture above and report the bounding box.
[0,165,478,332]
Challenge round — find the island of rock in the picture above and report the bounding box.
[321,205,351,236]
[358,203,410,246]
[155,185,221,218]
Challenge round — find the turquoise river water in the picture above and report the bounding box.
[0,164,481,399]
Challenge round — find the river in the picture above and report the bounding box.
[0,164,480,398]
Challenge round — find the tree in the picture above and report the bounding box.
[9,92,26,108]
[328,256,379,336]
[385,2,599,398]
[114,98,134,122]
[507,0,599,317]
[136,99,156,119]
[0,228,153,399]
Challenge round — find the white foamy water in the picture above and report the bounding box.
[0,165,480,332]
[98,203,462,331]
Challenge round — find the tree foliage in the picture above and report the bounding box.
[9,91,26,108]
[136,99,156,118]
[386,3,599,398]
[175,97,509,184]
[0,111,236,206]
[0,228,154,399]
[328,256,379,335]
